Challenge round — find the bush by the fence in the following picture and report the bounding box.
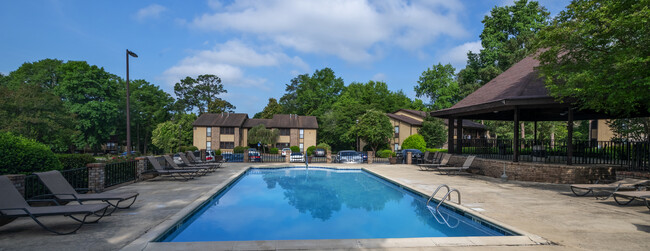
[306,146,316,156]
[290,145,300,153]
[377,150,396,158]
[0,132,62,175]
[233,146,247,153]
[402,134,426,152]
[316,143,331,151]
[215,149,222,155]
[56,154,96,170]
[180,146,199,152]
[426,148,447,153]
[269,147,279,154]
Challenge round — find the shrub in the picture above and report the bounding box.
[215,149,222,155]
[401,134,426,152]
[180,146,198,152]
[0,132,62,174]
[377,149,396,158]
[269,147,279,154]
[290,145,300,153]
[316,143,331,151]
[56,154,96,170]
[233,146,247,153]
[425,148,447,153]
[306,146,316,156]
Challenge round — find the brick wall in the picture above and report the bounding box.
[449,155,622,184]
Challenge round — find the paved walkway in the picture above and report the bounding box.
[0,163,648,250]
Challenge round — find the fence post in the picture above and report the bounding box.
[367,151,374,164]
[6,174,26,197]
[326,150,332,163]
[87,163,106,193]
[244,150,249,163]
[200,149,206,161]
[406,152,412,165]
[135,157,146,181]
[285,150,291,163]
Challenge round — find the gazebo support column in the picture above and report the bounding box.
[513,106,520,162]
[448,118,454,154]
[567,107,574,165]
[456,118,463,154]
[534,121,538,144]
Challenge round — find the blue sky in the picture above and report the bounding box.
[0,0,569,116]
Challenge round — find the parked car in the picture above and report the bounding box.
[281,148,291,157]
[336,150,363,163]
[119,151,138,157]
[205,150,216,162]
[397,149,423,164]
[248,148,258,154]
[173,153,183,164]
[358,152,368,162]
[314,148,326,157]
[290,152,305,162]
[249,151,262,162]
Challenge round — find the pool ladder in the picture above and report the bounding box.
[426,184,461,211]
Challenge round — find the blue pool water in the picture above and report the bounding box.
[160,168,513,242]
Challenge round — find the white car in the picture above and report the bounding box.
[290,152,305,162]
[281,148,291,157]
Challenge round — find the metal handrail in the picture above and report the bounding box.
[436,189,461,211]
[427,184,450,206]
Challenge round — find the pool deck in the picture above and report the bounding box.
[0,162,649,250]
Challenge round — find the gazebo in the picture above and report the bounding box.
[430,55,648,166]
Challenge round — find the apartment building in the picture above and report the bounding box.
[192,113,318,152]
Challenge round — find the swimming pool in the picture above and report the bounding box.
[157,167,516,242]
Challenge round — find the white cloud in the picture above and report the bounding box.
[372,73,386,82]
[134,4,167,21]
[439,40,482,70]
[189,0,467,62]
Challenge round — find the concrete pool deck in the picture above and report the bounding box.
[1,162,649,250]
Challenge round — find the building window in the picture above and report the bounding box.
[276,143,290,149]
[279,128,290,136]
[219,142,234,149]
[220,127,235,135]
[299,143,304,152]
[394,144,399,151]
[206,142,211,151]
[206,127,212,137]
[394,126,399,138]
[299,129,304,139]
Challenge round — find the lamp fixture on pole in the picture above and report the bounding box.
[126,49,138,156]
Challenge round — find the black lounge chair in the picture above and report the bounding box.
[186,151,225,165]
[163,155,210,176]
[34,170,139,215]
[418,153,451,171]
[570,178,649,200]
[178,152,220,171]
[613,190,650,210]
[0,176,109,235]
[436,156,476,175]
[146,156,198,181]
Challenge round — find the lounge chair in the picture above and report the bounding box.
[436,156,476,175]
[186,151,225,165]
[34,170,138,215]
[162,155,210,176]
[612,190,650,210]
[0,176,109,235]
[146,156,198,181]
[570,178,650,200]
[418,153,451,171]
[178,152,220,171]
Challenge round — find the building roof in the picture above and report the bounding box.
[386,113,423,126]
[387,112,486,130]
[192,113,248,127]
[443,119,487,130]
[195,113,318,129]
[395,109,428,117]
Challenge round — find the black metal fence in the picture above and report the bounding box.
[105,159,138,188]
[24,167,88,199]
[460,139,649,171]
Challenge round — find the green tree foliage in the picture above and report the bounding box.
[536,0,650,116]
[607,118,650,141]
[56,154,96,170]
[280,68,344,117]
[401,134,426,152]
[290,145,300,153]
[306,146,316,156]
[0,131,62,174]
[55,61,121,151]
[207,97,236,113]
[174,74,228,115]
[377,149,396,158]
[255,98,283,119]
[414,63,461,110]
[247,124,279,152]
[128,79,174,154]
[151,121,179,154]
[419,117,447,148]
[175,113,197,148]
[458,0,550,97]
[348,110,393,153]
[3,59,63,89]
[316,143,331,151]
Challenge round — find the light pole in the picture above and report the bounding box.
[126,49,138,156]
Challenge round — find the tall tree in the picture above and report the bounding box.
[207,98,236,113]
[458,0,550,98]
[174,74,227,114]
[151,121,180,154]
[414,63,461,110]
[348,110,393,153]
[419,116,447,148]
[255,98,283,119]
[3,59,63,89]
[279,68,344,117]
[128,79,174,154]
[247,124,279,152]
[536,0,650,116]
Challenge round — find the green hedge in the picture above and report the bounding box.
[316,143,331,151]
[180,146,198,152]
[306,146,316,156]
[56,154,96,170]
[0,132,62,175]
[290,145,300,153]
[425,148,447,153]
[377,149,396,158]
[269,147,279,154]
[402,134,426,152]
[215,149,222,155]
[233,146,247,153]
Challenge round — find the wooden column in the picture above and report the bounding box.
[513,107,520,162]
[447,118,455,154]
[456,118,463,154]
[567,107,574,165]
[534,121,538,144]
